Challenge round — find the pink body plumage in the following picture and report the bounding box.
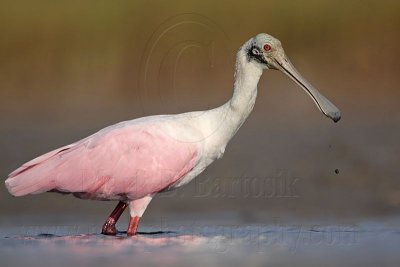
[5,122,199,201]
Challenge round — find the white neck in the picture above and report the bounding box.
[229,47,263,131]
[205,45,263,147]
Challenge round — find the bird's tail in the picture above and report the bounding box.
[5,144,75,196]
[5,166,55,197]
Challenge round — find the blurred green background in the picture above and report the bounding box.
[0,0,399,225]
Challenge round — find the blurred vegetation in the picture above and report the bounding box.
[0,0,399,105]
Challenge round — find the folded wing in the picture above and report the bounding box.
[5,123,199,200]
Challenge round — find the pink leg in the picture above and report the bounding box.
[127,216,141,236]
[101,201,128,235]
[126,195,153,236]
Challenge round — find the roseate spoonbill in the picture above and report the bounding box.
[5,33,340,236]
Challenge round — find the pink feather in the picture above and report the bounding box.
[5,123,199,200]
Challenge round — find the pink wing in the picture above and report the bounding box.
[5,123,199,200]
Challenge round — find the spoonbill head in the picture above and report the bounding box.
[247,33,341,122]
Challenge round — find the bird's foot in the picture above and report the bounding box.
[101,201,128,236]
[101,218,117,236]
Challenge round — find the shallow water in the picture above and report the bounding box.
[1,217,399,267]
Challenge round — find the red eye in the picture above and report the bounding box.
[263,44,271,51]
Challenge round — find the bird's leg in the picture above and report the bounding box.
[127,216,141,236]
[126,195,153,236]
[101,201,128,235]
